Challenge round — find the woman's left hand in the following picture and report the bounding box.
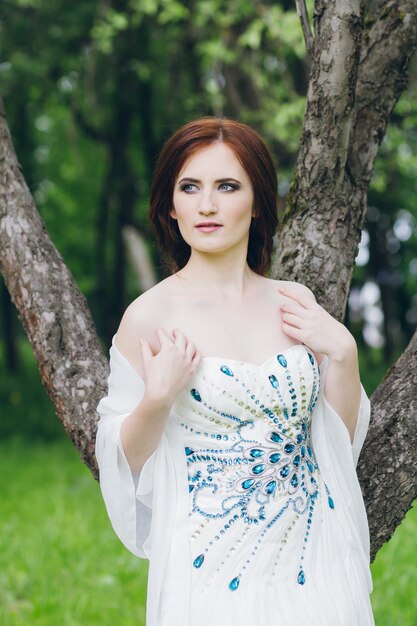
[278,287,356,362]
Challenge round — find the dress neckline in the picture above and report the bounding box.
[111,335,313,378]
[200,343,310,369]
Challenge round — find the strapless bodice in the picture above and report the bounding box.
[172,343,320,434]
[170,344,334,592]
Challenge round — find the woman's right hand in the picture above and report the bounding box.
[140,327,202,406]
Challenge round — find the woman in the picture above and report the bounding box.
[95,116,375,626]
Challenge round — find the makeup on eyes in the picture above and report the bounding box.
[178,177,242,184]
[177,177,242,191]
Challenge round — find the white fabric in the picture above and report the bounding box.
[95,335,374,626]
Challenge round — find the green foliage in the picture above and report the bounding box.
[0,338,61,441]
[0,7,416,622]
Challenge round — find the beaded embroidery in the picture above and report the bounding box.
[182,350,335,591]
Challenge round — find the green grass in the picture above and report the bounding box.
[0,437,415,625]
[0,438,148,626]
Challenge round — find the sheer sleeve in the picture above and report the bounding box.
[94,336,191,623]
[311,355,373,593]
[95,336,179,560]
[318,355,371,467]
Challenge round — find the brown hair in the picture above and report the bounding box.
[149,116,278,276]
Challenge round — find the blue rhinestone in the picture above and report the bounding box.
[283,409,289,420]
[296,434,303,444]
[293,454,301,467]
[265,480,277,494]
[284,443,295,453]
[307,446,313,457]
[301,445,306,457]
[242,479,255,490]
[252,464,265,475]
[328,496,335,509]
[185,447,194,456]
[270,432,283,443]
[250,448,264,458]
[269,452,281,464]
[277,354,287,367]
[269,374,279,389]
[190,388,201,402]
[229,576,240,591]
[291,473,299,488]
[298,570,305,585]
[308,352,314,365]
[220,365,234,376]
[188,484,195,493]
[306,460,314,473]
[280,464,290,478]
[193,554,205,568]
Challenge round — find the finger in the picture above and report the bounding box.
[172,328,187,351]
[156,327,174,346]
[139,338,153,361]
[190,350,202,370]
[278,287,314,310]
[281,312,303,328]
[185,340,198,361]
[280,302,305,315]
[282,322,304,340]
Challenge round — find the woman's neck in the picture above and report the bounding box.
[174,255,258,300]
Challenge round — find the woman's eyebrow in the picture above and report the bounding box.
[177,177,242,184]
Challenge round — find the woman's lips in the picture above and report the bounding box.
[195,225,223,232]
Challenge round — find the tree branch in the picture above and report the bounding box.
[0,98,106,477]
[349,0,417,189]
[295,0,314,53]
[360,330,417,560]
[272,0,365,318]
[71,99,110,143]
[271,0,417,557]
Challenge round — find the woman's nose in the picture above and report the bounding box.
[198,190,218,213]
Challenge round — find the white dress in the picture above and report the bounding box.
[95,335,375,626]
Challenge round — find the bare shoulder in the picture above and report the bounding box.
[264,277,317,302]
[113,276,176,376]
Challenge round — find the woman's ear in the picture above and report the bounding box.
[169,208,177,219]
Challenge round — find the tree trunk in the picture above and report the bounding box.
[0,0,416,560]
[0,99,106,476]
[271,0,417,560]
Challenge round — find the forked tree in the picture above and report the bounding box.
[0,0,416,560]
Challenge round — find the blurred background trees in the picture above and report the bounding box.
[0,1,416,622]
[1,0,415,439]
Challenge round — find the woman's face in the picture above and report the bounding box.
[170,142,255,256]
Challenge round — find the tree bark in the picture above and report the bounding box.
[0,0,416,558]
[271,0,417,559]
[358,330,417,559]
[0,99,106,476]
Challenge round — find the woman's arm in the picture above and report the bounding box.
[113,300,202,474]
[278,283,361,444]
[318,334,361,443]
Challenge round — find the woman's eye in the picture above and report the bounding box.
[179,182,239,192]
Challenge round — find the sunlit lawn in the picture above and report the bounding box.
[0,437,415,626]
[0,438,147,626]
